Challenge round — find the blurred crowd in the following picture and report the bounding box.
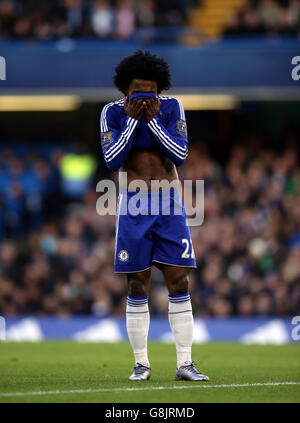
[224,0,300,37]
[179,143,300,317]
[0,0,299,42]
[0,140,299,317]
[0,0,193,40]
[1,0,299,42]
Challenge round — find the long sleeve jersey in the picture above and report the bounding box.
[100,96,188,171]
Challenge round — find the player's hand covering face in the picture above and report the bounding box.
[144,97,160,123]
[124,97,145,121]
[124,97,160,122]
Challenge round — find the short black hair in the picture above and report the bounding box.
[113,50,171,95]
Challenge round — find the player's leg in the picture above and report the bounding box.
[126,269,152,381]
[114,191,155,380]
[151,188,208,380]
[161,264,209,381]
[162,265,193,366]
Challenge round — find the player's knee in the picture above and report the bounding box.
[168,273,189,295]
[127,272,150,296]
[128,279,148,296]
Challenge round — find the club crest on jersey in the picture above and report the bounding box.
[118,250,129,262]
[176,120,187,136]
[101,131,113,148]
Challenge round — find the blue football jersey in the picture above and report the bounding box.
[100,96,188,171]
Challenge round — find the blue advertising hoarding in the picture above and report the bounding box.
[0,38,299,90]
[2,316,299,344]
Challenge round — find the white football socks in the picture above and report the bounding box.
[168,292,194,368]
[126,294,150,368]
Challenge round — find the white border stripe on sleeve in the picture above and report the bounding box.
[105,118,134,159]
[175,98,185,120]
[148,121,187,160]
[105,119,138,162]
[151,118,187,153]
[148,123,187,160]
[148,119,187,158]
[100,103,113,132]
[100,98,125,132]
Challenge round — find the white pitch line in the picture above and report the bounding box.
[0,382,299,398]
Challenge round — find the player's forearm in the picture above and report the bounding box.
[102,117,139,170]
[147,116,188,166]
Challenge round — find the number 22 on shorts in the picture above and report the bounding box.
[181,238,195,259]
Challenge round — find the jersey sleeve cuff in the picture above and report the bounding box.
[147,116,161,130]
[127,116,140,127]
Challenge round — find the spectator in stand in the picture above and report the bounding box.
[242,9,266,35]
[135,0,156,43]
[114,0,135,39]
[279,7,297,34]
[64,0,84,36]
[136,0,155,28]
[155,0,185,27]
[0,0,15,38]
[257,0,284,32]
[288,0,300,27]
[91,0,114,38]
[223,13,244,37]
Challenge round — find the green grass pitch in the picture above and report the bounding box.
[0,341,299,403]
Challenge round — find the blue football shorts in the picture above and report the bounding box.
[114,189,196,273]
